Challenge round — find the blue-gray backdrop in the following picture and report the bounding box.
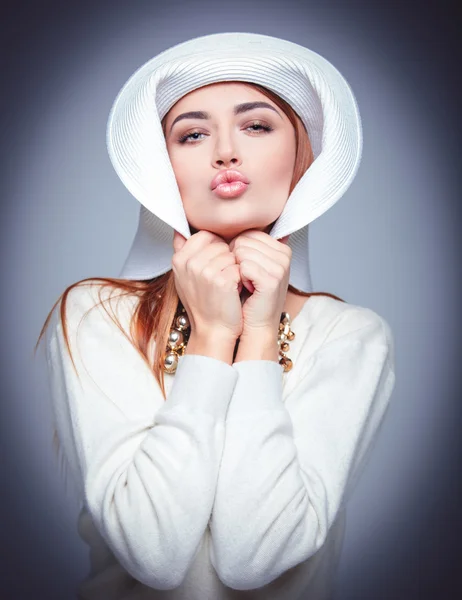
[1,0,461,598]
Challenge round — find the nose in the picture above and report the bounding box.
[212,130,242,168]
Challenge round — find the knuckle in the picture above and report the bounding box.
[275,264,285,278]
[187,257,200,273]
[194,230,209,244]
[217,242,231,256]
[213,274,226,288]
[235,246,248,260]
[171,253,181,268]
[202,266,214,281]
[204,230,221,243]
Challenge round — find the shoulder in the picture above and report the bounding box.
[302,294,394,361]
[49,278,140,337]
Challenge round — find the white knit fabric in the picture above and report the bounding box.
[44,281,395,598]
[106,32,363,292]
[43,33,384,598]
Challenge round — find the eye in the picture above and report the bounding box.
[245,121,274,134]
[176,120,274,145]
[177,130,206,144]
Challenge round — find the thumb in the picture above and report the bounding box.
[173,230,186,253]
[278,234,290,245]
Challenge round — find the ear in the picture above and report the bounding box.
[173,230,186,252]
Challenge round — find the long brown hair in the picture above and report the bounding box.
[35,82,345,471]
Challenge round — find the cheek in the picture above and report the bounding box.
[168,151,201,193]
[261,142,296,187]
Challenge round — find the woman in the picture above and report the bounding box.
[36,32,395,599]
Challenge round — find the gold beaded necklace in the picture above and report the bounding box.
[163,303,295,374]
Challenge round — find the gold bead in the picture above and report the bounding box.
[279,356,293,372]
[175,313,190,331]
[164,351,178,374]
[164,307,295,374]
[167,329,184,350]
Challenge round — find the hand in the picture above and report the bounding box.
[229,230,291,337]
[172,230,244,341]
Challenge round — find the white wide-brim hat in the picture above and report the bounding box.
[107,32,362,292]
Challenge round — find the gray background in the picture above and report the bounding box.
[1,0,461,598]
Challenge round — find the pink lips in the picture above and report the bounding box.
[214,181,248,198]
[210,169,250,198]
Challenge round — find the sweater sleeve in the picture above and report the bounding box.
[209,310,396,590]
[44,283,239,590]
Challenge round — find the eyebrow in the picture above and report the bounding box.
[168,101,282,135]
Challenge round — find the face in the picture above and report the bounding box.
[164,82,297,244]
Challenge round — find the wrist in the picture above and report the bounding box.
[239,327,276,345]
[186,330,237,365]
[234,329,279,363]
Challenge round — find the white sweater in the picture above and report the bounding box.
[44,281,395,599]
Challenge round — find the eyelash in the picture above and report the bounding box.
[177,121,274,144]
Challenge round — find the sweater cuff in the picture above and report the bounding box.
[164,354,239,420]
[227,360,285,419]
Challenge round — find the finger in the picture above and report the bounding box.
[204,249,238,278]
[186,244,236,280]
[232,236,291,273]
[174,229,224,260]
[239,258,277,294]
[230,232,291,261]
[242,277,255,294]
[233,230,291,255]
[172,230,186,253]
[233,246,287,281]
[221,263,243,292]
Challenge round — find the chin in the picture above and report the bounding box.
[189,222,270,242]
